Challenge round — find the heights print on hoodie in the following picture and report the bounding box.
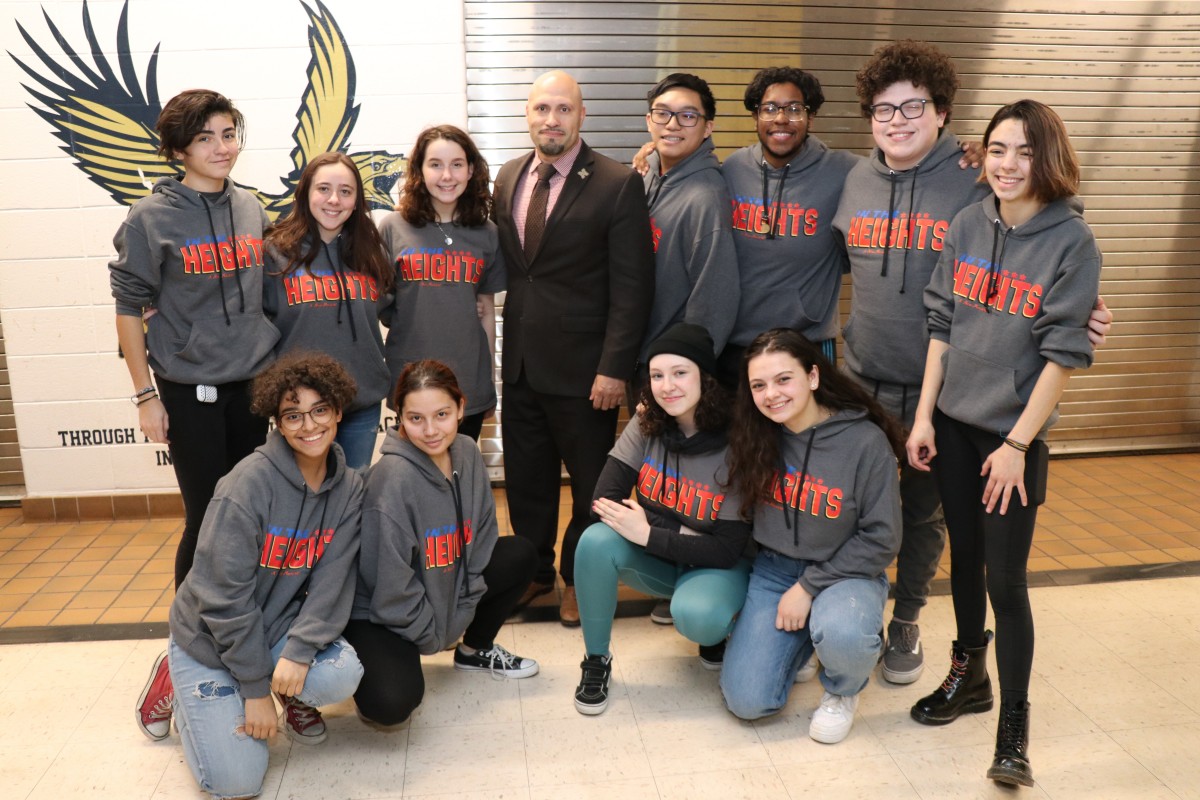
[832,132,988,388]
[109,176,279,385]
[925,195,1101,438]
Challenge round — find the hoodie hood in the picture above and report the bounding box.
[109,177,278,385]
[752,408,901,596]
[833,130,988,388]
[924,194,1101,438]
[638,136,739,360]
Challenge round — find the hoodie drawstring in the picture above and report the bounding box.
[323,238,358,342]
[880,165,920,294]
[987,218,1013,312]
[781,427,817,549]
[201,194,246,325]
[449,470,464,552]
[760,160,791,240]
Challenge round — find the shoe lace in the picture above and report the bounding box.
[889,623,919,654]
[818,692,850,718]
[147,692,173,721]
[938,650,970,693]
[286,699,323,732]
[481,644,519,680]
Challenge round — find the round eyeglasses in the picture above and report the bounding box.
[869,99,929,123]
[756,102,808,122]
[278,404,335,431]
[649,108,704,127]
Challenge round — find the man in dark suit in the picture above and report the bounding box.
[493,70,655,625]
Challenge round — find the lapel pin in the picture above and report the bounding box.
[577,168,590,180]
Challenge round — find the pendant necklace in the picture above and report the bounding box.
[433,218,453,246]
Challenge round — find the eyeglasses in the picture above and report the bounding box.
[278,405,335,431]
[756,102,808,122]
[649,108,705,127]
[869,99,929,122]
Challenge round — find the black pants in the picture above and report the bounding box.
[343,535,537,725]
[501,373,617,586]
[156,376,266,588]
[459,410,488,442]
[933,410,1047,703]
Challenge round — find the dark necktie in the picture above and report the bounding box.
[523,162,556,262]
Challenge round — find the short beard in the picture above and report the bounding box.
[537,140,566,157]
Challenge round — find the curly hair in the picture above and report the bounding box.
[398,125,492,227]
[392,360,466,420]
[250,352,357,419]
[726,329,904,521]
[265,151,393,291]
[638,370,731,438]
[156,89,245,159]
[855,40,959,123]
[982,100,1080,203]
[743,67,826,116]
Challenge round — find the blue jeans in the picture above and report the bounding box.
[336,403,381,470]
[169,635,362,799]
[721,549,887,720]
[574,522,751,655]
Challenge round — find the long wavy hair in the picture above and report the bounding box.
[726,329,904,520]
[265,151,393,290]
[398,125,492,227]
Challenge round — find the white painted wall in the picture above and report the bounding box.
[0,0,468,496]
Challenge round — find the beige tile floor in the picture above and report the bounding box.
[1,575,1198,798]
[3,452,1200,629]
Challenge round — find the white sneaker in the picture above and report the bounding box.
[809,691,859,744]
[795,652,820,683]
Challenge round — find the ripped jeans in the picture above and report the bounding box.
[168,635,362,800]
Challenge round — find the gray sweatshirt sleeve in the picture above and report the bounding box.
[682,208,740,355]
[360,503,440,654]
[924,239,958,343]
[1032,247,1101,370]
[189,496,275,698]
[797,445,901,596]
[109,215,159,317]
[280,487,363,667]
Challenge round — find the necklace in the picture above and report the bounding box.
[433,219,453,246]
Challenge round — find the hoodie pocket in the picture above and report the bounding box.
[842,312,928,384]
[166,314,280,383]
[937,347,1023,431]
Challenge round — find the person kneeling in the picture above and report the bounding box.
[168,352,365,799]
[344,360,539,728]
[721,329,902,744]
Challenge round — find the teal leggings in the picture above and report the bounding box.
[574,522,752,656]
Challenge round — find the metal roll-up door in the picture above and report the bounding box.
[466,0,1200,457]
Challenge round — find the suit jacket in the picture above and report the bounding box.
[493,140,655,396]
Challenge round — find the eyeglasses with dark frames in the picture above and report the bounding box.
[648,108,705,127]
[278,404,335,431]
[756,102,809,122]
[869,98,929,123]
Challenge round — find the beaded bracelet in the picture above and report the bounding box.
[1003,437,1029,453]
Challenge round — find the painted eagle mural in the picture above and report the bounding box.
[10,0,405,221]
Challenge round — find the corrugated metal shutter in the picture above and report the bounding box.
[465,0,1200,456]
[0,315,26,490]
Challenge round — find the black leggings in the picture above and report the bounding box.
[156,377,266,588]
[343,535,537,725]
[933,410,1048,704]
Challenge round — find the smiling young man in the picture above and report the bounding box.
[636,73,739,396]
[719,67,862,386]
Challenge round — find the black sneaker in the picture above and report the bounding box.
[454,643,539,678]
[699,640,725,671]
[882,619,924,684]
[575,654,612,716]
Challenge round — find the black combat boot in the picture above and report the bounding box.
[987,699,1034,787]
[909,632,994,725]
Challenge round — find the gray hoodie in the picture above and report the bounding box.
[833,132,988,390]
[263,237,391,413]
[752,410,901,596]
[722,136,860,346]
[351,430,497,654]
[169,430,363,698]
[926,195,1101,438]
[641,138,739,358]
[110,177,279,385]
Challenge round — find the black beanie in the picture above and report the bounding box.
[645,322,717,376]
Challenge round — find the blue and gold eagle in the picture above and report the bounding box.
[10,0,405,221]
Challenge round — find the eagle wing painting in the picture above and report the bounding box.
[10,0,405,221]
